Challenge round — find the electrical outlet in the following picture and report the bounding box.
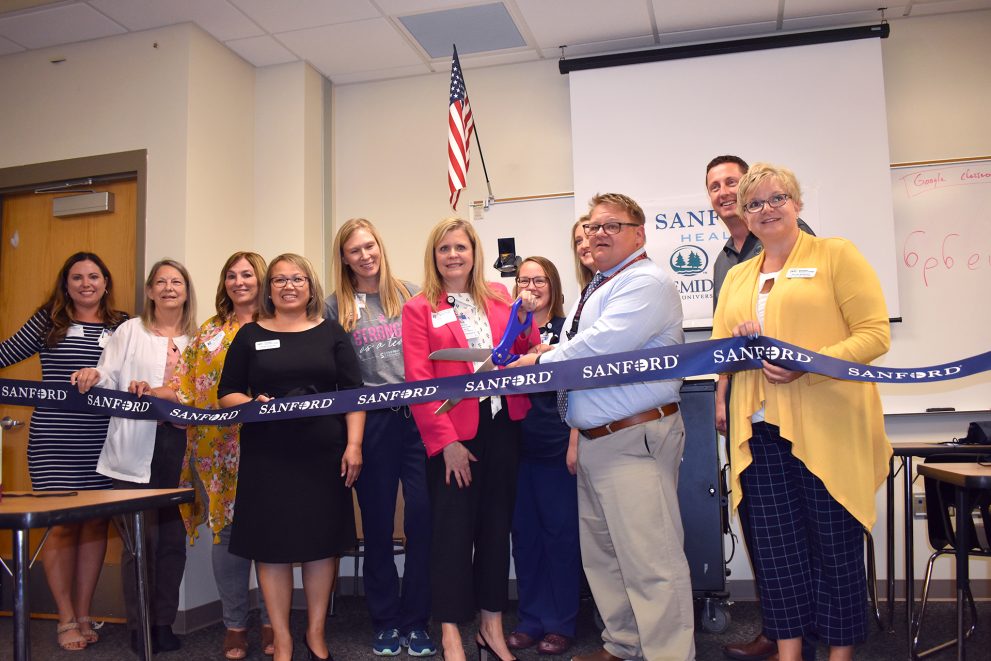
[913,493,927,519]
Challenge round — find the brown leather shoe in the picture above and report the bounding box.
[571,647,623,661]
[722,633,776,661]
[506,631,538,650]
[537,633,572,656]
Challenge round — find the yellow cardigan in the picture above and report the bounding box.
[712,231,892,529]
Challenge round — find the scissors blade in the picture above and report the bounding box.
[429,348,493,362]
[434,357,495,415]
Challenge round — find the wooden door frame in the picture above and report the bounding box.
[0,150,147,311]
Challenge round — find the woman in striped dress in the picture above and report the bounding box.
[0,252,128,650]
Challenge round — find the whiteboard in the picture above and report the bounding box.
[877,158,991,414]
[472,195,583,308]
[568,37,900,325]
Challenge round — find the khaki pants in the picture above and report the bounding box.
[577,412,695,661]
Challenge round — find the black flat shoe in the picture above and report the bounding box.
[153,625,181,652]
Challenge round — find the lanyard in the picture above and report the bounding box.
[566,253,648,340]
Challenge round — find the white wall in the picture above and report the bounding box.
[332,58,572,283]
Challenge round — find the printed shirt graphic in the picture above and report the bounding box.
[325,282,419,388]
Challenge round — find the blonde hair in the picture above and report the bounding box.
[588,192,645,225]
[420,218,507,311]
[736,162,804,218]
[332,218,411,332]
[215,251,266,321]
[571,216,594,288]
[513,256,566,320]
[260,253,325,320]
[141,259,198,336]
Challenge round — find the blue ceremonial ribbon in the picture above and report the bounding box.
[2,336,990,426]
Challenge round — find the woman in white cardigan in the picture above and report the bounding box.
[73,258,197,654]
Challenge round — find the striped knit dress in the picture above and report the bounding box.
[0,309,125,490]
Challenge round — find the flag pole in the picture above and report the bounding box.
[456,47,495,209]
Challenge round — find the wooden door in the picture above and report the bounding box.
[0,179,137,613]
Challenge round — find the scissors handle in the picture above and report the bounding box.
[491,298,533,366]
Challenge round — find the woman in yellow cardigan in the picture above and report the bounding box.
[712,163,891,661]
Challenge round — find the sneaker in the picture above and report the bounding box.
[403,629,437,657]
[373,628,402,656]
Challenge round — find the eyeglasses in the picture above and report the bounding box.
[271,276,309,288]
[582,222,639,236]
[515,276,549,288]
[743,193,791,214]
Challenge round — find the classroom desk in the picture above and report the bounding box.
[915,463,991,661]
[0,488,193,661]
[885,442,991,648]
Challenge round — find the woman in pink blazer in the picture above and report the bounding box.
[402,218,538,661]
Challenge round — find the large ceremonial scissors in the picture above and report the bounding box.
[428,298,533,415]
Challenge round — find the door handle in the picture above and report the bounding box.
[0,416,25,430]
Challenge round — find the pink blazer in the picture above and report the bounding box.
[401,283,538,457]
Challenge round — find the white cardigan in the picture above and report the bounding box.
[94,317,189,483]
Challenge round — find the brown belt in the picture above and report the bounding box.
[580,402,679,439]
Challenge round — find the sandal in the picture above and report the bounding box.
[57,621,87,651]
[261,624,275,656]
[77,616,100,644]
[224,628,249,660]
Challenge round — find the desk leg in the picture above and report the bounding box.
[954,488,970,661]
[904,456,915,639]
[133,511,153,661]
[12,528,30,661]
[886,457,895,631]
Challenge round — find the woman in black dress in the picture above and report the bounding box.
[218,253,365,661]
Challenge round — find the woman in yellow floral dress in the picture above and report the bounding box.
[137,251,270,660]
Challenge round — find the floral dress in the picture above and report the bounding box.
[171,315,243,542]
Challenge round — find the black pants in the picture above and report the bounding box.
[427,401,520,623]
[114,424,187,630]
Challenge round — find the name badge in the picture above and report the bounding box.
[255,339,281,351]
[204,331,225,352]
[97,329,113,348]
[786,267,817,279]
[431,308,456,328]
[67,324,85,339]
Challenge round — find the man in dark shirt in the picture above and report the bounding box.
[706,155,815,661]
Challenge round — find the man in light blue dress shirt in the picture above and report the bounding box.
[516,193,694,661]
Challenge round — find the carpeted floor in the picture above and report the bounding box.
[1,597,988,660]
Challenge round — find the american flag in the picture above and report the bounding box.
[448,46,474,210]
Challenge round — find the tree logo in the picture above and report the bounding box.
[669,245,709,276]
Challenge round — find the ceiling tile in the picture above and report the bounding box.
[515,0,653,49]
[376,0,489,14]
[278,18,423,77]
[399,2,525,58]
[0,32,25,54]
[542,34,658,59]
[224,34,299,67]
[656,21,781,45]
[453,49,539,69]
[783,11,884,31]
[0,3,125,49]
[782,1,890,18]
[651,0,779,32]
[229,0,379,33]
[90,0,263,41]
[902,0,991,16]
[328,63,433,85]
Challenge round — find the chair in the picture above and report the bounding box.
[911,454,991,659]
